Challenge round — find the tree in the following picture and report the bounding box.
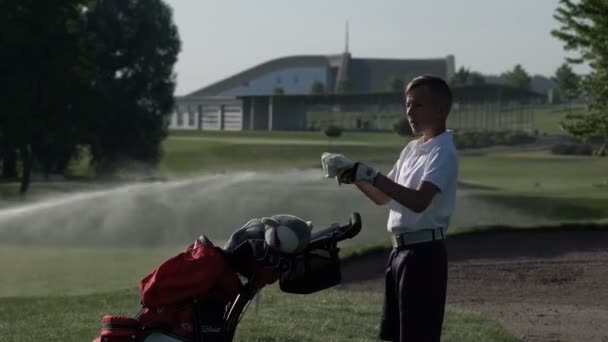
[272,86,285,95]
[386,76,404,92]
[501,64,531,90]
[0,0,181,193]
[85,0,181,174]
[336,80,353,94]
[310,81,325,95]
[449,67,486,87]
[323,125,342,139]
[552,0,608,155]
[552,62,581,105]
[0,0,92,193]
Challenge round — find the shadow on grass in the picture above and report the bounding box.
[457,181,501,191]
[471,193,608,220]
[0,286,517,342]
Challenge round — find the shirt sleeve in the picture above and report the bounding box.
[421,148,458,192]
[386,145,409,181]
[386,160,399,181]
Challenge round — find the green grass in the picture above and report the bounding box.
[170,129,406,145]
[163,129,408,175]
[0,245,181,297]
[457,150,608,221]
[159,137,608,222]
[7,213,608,299]
[531,103,587,135]
[469,193,608,220]
[159,137,403,176]
[0,243,403,298]
[0,286,517,342]
[459,150,608,193]
[450,220,608,236]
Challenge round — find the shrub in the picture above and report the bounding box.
[454,130,536,150]
[323,125,343,138]
[551,143,593,156]
[503,131,536,145]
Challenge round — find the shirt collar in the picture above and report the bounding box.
[413,130,453,152]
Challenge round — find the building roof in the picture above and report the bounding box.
[186,53,451,97]
[187,55,332,97]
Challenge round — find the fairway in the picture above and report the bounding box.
[0,287,518,342]
[2,131,608,296]
[1,129,607,341]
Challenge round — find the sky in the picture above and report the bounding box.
[163,0,587,96]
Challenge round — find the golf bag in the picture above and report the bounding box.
[92,212,362,342]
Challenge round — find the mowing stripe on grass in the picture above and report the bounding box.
[0,287,517,342]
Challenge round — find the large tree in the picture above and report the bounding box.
[0,0,92,193]
[0,0,181,193]
[552,0,608,155]
[501,64,531,91]
[85,0,181,174]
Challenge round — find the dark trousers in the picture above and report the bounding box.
[379,240,448,342]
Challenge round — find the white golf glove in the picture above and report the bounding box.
[321,152,378,185]
[321,152,354,178]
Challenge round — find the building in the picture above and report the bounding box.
[168,51,456,131]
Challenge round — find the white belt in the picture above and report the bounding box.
[391,228,445,248]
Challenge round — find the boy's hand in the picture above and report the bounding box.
[321,152,355,178]
[338,162,378,185]
[321,152,378,185]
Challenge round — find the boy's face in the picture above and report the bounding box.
[404,85,444,136]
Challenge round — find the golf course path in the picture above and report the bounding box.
[339,229,608,342]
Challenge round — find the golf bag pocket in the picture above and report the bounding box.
[279,244,341,294]
[93,315,141,342]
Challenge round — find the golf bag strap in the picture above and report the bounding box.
[192,299,202,342]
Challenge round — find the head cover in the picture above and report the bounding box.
[261,214,312,254]
[224,218,265,253]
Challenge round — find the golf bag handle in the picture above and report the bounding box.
[306,212,361,251]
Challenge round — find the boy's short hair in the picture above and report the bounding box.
[405,75,453,116]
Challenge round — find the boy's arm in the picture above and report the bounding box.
[354,181,391,205]
[352,175,440,211]
[366,149,457,212]
[371,174,440,213]
[344,147,456,212]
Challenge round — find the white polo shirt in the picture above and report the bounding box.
[386,130,459,234]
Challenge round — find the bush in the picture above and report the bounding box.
[393,118,413,137]
[503,131,536,145]
[323,125,343,138]
[454,130,536,150]
[551,143,593,156]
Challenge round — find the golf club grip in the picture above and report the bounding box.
[307,212,361,250]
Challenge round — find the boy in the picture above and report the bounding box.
[321,75,458,341]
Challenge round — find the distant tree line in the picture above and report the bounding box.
[0,0,181,194]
